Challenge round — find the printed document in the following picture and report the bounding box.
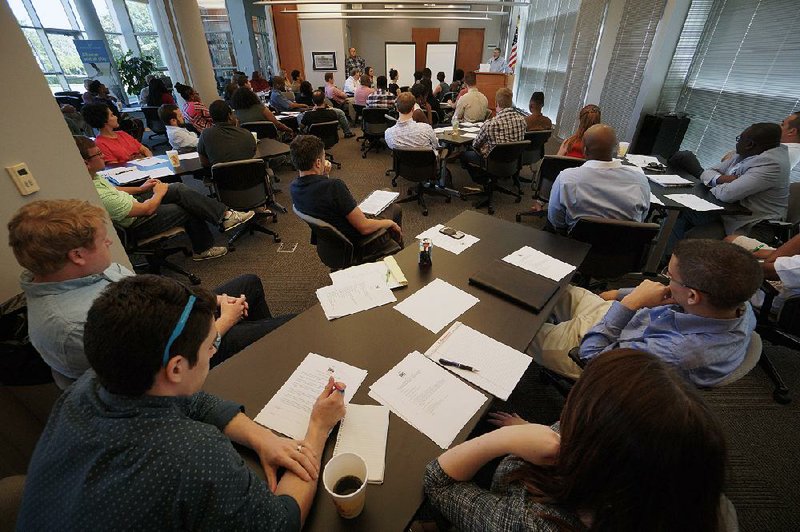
[394,278,479,334]
[647,174,693,187]
[416,224,480,255]
[368,351,487,449]
[502,246,575,282]
[625,154,660,168]
[650,192,665,206]
[255,353,368,439]
[330,259,406,290]
[99,168,149,185]
[665,194,724,211]
[178,151,200,160]
[333,404,390,484]
[147,167,175,179]
[316,278,396,320]
[359,190,399,216]
[424,322,532,400]
[130,156,166,167]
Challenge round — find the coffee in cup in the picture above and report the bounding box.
[323,453,368,519]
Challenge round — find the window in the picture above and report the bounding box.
[92,0,127,64]
[124,0,167,68]
[198,0,238,78]
[658,0,800,182]
[252,16,274,78]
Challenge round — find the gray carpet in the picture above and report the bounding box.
[145,130,800,532]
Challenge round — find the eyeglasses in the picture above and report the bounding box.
[85,152,104,161]
[661,266,712,295]
[162,295,197,367]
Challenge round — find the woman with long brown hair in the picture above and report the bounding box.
[424,349,730,531]
[558,104,601,158]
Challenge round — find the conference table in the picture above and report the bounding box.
[203,210,590,531]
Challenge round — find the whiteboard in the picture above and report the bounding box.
[426,43,458,85]
[385,43,416,89]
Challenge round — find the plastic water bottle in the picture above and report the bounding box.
[451,116,459,135]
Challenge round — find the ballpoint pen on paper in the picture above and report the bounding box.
[438,358,478,372]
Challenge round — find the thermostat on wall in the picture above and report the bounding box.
[6,163,40,196]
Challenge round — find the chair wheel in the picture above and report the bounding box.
[422,209,429,216]
[488,206,495,215]
[272,214,278,223]
[516,214,522,222]
[362,153,367,159]
[515,196,522,203]
[391,179,397,187]
[274,236,281,243]
[188,275,201,285]
[446,197,451,203]
[774,388,792,404]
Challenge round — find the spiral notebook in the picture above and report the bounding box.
[332,404,390,484]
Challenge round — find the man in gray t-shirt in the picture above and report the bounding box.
[197,100,256,166]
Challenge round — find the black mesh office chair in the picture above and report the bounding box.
[754,281,797,404]
[519,130,553,180]
[241,121,279,139]
[55,94,83,110]
[753,182,800,247]
[353,104,365,127]
[467,141,528,215]
[293,205,399,271]
[115,224,200,285]
[141,106,169,149]
[211,159,280,247]
[358,108,391,158]
[441,91,456,103]
[308,120,342,168]
[391,149,451,216]
[516,155,585,222]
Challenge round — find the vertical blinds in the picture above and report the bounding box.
[555,0,608,139]
[663,0,800,181]
[598,0,667,139]
[514,0,581,121]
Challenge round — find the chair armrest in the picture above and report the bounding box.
[568,347,587,369]
[356,228,389,249]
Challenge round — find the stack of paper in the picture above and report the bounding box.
[459,126,481,133]
[394,278,479,334]
[647,174,693,187]
[98,167,149,185]
[333,404,390,484]
[254,353,368,439]
[130,156,166,167]
[424,322,532,400]
[147,167,175,179]
[178,151,200,160]
[330,257,407,290]
[650,192,665,206]
[433,127,452,134]
[316,278,396,320]
[626,154,660,168]
[415,224,480,255]
[359,190,400,216]
[665,194,724,211]
[368,351,487,449]
[502,246,576,282]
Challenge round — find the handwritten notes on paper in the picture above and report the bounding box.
[254,353,367,439]
[502,246,575,282]
[316,279,396,320]
[333,404,390,484]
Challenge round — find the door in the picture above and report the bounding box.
[272,4,305,77]
[456,28,485,73]
[412,28,441,72]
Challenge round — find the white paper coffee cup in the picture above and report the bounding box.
[323,453,367,519]
[618,141,630,158]
[166,150,180,167]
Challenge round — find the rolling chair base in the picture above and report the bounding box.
[325,153,342,169]
[227,215,281,247]
[396,182,452,216]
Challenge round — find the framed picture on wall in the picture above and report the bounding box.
[312,52,337,71]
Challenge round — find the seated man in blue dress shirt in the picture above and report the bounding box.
[17,274,345,530]
[547,124,650,233]
[528,239,763,386]
[269,75,308,114]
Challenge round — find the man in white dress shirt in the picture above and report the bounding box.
[780,112,800,177]
[160,104,198,150]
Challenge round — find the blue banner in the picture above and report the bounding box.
[74,40,110,64]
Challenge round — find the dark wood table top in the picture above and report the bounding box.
[202,210,589,532]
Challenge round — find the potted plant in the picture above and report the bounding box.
[117,51,156,96]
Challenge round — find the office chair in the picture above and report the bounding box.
[754,281,796,404]
[516,155,585,222]
[293,205,400,271]
[358,108,391,158]
[55,94,83,110]
[140,106,170,149]
[115,224,200,285]
[441,91,456,103]
[211,159,281,247]
[391,149,451,216]
[568,216,660,288]
[308,120,342,169]
[241,121,279,140]
[353,104,365,127]
[465,141,528,215]
[754,182,800,246]
[519,130,553,180]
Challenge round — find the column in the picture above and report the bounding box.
[226,0,259,76]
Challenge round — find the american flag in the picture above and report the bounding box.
[508,17,519,70]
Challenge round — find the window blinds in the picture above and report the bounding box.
[662,0,800,182]
[598,0,667,139]
[554,0,608,139]
[514,0,581,122]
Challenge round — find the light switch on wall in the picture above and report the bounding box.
[6,163,40,196]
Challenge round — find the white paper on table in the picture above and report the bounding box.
[359,190,400,216]
[147,167,175,179]
[650,192,665,206]
[394,278,479,334]
[368,351,487,449]
[459,126,480,133]
[415,224,480,255]
[460,132,478,139]
[625,154,660,168]
[424,322,532,401]
[647,174,693,187]
[502,246,576,282]
[459,121,477,127]
[316,278,396,320]
[330,261,403,290]
[254,353,367,440]
[178,151,200,160]
[98,166,136,177]
[130,156,166,167]
[333,404,390,484]
[433,127,451,133]
[664,194,725,212]
[100,168,149,184]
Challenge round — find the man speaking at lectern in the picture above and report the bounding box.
[488,47,510,73]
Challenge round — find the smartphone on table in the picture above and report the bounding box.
[439,226,465,239]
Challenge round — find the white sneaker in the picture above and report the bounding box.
[192,246,228,261]
[222,210,255,232]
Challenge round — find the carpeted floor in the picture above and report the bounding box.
[144,128,800,532]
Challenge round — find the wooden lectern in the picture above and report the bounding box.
[474,72,514,111]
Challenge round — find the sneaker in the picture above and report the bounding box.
[192,246,228,261]
[221,210,255,232]
[344,132,355,139]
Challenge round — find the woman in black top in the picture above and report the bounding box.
[388,69,399,96]
[296,81,314,106]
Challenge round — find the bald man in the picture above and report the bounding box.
[547,124,650,233]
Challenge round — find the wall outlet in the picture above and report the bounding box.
[6,163,40,196]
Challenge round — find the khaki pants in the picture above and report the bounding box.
[528,286,613,379]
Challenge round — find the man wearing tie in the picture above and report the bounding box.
[488,47,509,73]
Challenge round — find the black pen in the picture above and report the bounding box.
[439,358,478,372]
